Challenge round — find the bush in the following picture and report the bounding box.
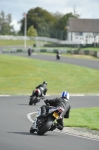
[40,49,47,52]
[17,49,22,52]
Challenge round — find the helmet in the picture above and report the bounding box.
[61,91,69,100]
[43,81,47,85]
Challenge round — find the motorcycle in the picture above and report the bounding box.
[56,53,61,59]
[30,102,64,135]
[28,48,32,56]
[29,89,44,105]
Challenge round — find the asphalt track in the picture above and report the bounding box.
[0,53,99,150]
[6,52,99,70]
[31,53,99,70]
[0,95,99,150]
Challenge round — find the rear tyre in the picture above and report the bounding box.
[37,118,53,135]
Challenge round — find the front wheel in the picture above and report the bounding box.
[29,96,37,105]
[29,97,33,105]
[30,127,36,133]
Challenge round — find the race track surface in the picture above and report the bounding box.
[3,53,99,70]
[0,53,99,150]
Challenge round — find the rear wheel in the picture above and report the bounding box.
[37,118,53,135]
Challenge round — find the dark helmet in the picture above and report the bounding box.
[43,81,47,85]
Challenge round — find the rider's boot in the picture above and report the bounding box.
[39,106,46,118]
[49,123,63,131]
[49,123,57,131]
[56,124,63,130]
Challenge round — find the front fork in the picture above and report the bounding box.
[32,109,41,129]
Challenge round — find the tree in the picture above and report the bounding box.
[27,25,37,37]
[19,7,79,39]
[20,7,57,35]
[0,10,14,35]
[54,13,77,40]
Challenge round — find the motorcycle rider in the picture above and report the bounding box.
[30,81,48,98]
[56,50,60,59]
[28,47,32,56]
[39,91,71,131]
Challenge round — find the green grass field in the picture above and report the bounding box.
[64,107,99,130]
[0,39,34,46]
[0,54,99,95]
[0,54,99,131]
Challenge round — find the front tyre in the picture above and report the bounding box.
[37,118,53,135]
[29,99,33,105]
[30,127,36,133]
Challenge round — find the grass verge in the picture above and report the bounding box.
[64,107,99,131]
[0,54,99,95]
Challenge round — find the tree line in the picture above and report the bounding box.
[0,7,79,40]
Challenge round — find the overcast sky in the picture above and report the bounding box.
[0,0,99,31]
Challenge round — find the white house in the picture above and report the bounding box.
[68,18,99,45]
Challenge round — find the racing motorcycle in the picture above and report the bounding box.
[56,53,61,59]
[30,102,64,135]
[29,89,44,105]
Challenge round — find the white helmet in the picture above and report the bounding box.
[61,91,69,100]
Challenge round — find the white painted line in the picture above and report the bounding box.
[0,95,10,97]
[27,112,37,123]
[27,112,99,141]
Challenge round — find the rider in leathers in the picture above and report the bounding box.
[30,81,47,98]
[36,81,47,97]
[40,91,71,130]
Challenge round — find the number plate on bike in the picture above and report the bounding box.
[53,112,59,119]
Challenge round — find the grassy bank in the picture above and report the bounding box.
[0,54,99,95]
[0,39,34,46]
[64,107,99,131]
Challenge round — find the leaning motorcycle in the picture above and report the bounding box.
[29,89,44,105]
[30,102,64,135]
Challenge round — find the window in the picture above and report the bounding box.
[75,32,83,36]
[93,33,98,36]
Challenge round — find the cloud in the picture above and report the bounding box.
[0,0,99,31]
[11,20,21,32]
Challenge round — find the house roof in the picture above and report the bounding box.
[68,18,99,32]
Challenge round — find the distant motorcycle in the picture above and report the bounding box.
[29,89,44,105]
[56,50,61,60]
[30,102,64,135]
[28,48,32,56]
[56,53,61,59]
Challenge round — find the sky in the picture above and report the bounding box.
[0,0,99,31]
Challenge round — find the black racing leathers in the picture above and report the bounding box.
[45,97,71,118]
[36,84,47,96]
[41,97,71,130]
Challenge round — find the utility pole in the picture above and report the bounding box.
[23,13,27,48]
